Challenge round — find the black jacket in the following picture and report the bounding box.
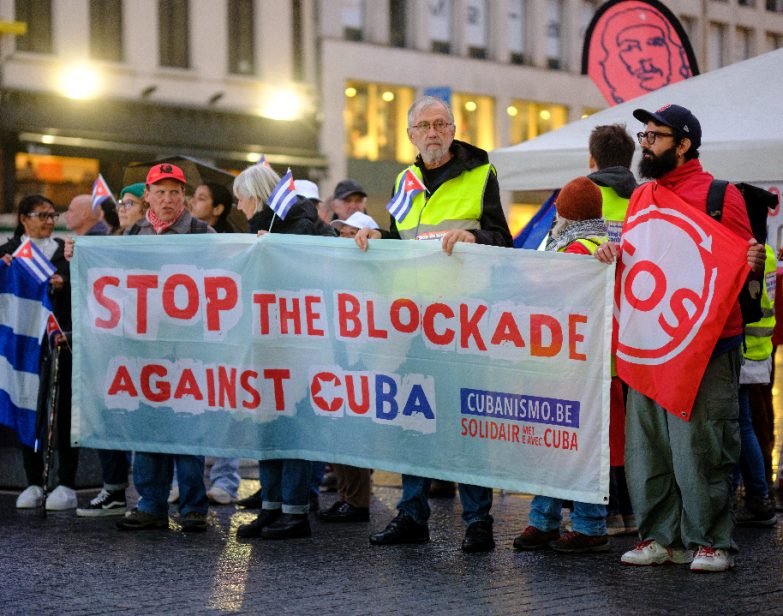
[249,195,337,237]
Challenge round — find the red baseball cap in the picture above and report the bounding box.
[146,163,187,185]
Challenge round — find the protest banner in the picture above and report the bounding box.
[72,234,613,503]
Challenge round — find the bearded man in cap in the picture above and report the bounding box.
[596,104,765,572]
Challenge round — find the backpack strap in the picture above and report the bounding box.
[706,179,729,223]
[189,217,211,234]
[127,223,141,235]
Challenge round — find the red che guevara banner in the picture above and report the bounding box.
[614,182,749,419]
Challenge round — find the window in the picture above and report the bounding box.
[14,0,53,54]
[292,0,305,79]
[341,0,364,42]
[736,27,753,61]
[506,100,569,144]
[429,0,451,53]
[507,0,527,64]
[767,31,783,50]
[708,22,727,71]
[580,1,597,43]
[229,0,255,75]
[767,1,783,12]
[90,0,123,62]
[545,0,564,69]
[452,93,495,152]
[344,82,415,162]
[15,153,99,213]
[159,0,190,68]
[465,0,488,59]
[390,0,407,48]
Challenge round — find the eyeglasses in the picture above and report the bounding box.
[411,120,453,133]
[636,130,676,145]
[119,199,141,209]
[25,212,58,221]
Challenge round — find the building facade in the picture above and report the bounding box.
[1,0,782,230]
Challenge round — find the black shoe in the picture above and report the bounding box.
[236,509,281,538]
[76,488,127,517]
[116,508,168,531]
[180,511,208,533]
[461,521,495,553]
[237,489,262,509]
[369,512,429,545]
[260,513,312,540]
[736,495,778,527]
[318,500,370,523]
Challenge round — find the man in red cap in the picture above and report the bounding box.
[126,163,213,235]
[117,162,214,532]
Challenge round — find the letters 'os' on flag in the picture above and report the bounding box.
[386,167,426,223]
[91,173,112,212]
[0,257,54,447]
[614,182,749,420]
[267,168,298,220]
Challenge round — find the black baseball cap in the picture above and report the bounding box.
[633,104,701,151]
[333,179,367,201]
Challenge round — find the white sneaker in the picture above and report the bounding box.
[207,485,235,505]
[16,485,43,509]
[168,484,179,504]
[45,485,78,511]
[690,546,734,572]
[621,539,693,566]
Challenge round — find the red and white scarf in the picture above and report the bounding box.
[146,206,185,234]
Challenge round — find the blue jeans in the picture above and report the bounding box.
[397,474,493,526]
[99,450,131,490]
[260,459,311,514]
[209,457,240,498]
[737,385,769,499]
[310,461,325,500]
[134,452,208,517]
[530,495,607,536]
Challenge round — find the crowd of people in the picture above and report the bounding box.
[1,95,780,572]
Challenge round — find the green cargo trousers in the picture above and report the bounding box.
[625,347,741,551]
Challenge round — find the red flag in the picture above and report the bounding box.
[614,182,748,420]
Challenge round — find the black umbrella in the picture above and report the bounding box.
[123,155,248,232]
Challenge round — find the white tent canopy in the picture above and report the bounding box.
[491,49,783,191]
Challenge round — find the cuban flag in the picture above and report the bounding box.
[387,167,426,223]
[91,173,112,212]
[0,258,53,447]
[267,168,298,220]
[12,240,56,284]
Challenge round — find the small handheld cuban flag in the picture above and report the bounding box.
[257,154,270,168]
[91,174,112,212]
[267,168,298,220]
[386,167,426,223]
[12,240,56,284]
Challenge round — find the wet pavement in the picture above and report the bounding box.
[2,475,783,615]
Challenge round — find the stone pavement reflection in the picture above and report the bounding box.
[2,476,782,615]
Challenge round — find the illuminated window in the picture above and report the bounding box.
[344,82,415,162]
[15,153,100,210]
[507,100,568,143]
[580,106,602,119]
[452,93,495,152]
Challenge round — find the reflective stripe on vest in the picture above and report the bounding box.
[395,164,489,240]
[744,244,776,361]
[598,185,630,244]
